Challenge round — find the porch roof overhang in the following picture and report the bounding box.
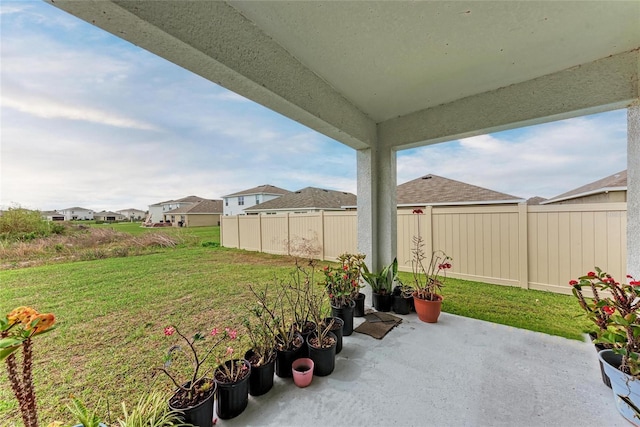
[47,1,640,152]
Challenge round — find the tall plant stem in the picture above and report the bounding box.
[22,339,38,427]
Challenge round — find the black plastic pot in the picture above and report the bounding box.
[297,321,317,358]
[331,301,355,336]
[354,292,366,317]
[275,332,305,378]
[214,359,251,420]
[322,317,344,354]
[244,349,276,396]
[588,332,612,388]
[168,379,215,427]
[392,295,412,315]
[306,331,337,376]
[372,292,392,312]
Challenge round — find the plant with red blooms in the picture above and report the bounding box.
[410,209,452,301]
[571,268,640,376]
[322,253,365,307]
[0,307,56,427]
[213,329,250,384]
[156,325,235,408]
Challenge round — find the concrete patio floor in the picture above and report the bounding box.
[218,311,627,427]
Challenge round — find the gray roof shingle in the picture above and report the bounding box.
[397,174,522,205]
[245,187,356,212]
[224,185,290,198]
[165,199,223,214]
[543,170,627,203]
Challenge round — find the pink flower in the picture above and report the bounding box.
[211,328,219,336]
[603,306,615,315]
[164,326,175,336]
[228,329,238,340]
[225,347,234,356]
[569,280,578,286]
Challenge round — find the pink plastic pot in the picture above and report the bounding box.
[291,358,314,388]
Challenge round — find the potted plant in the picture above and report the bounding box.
[306,282,338,376]
[323,253,365,336]
[574,269,640,424]
[243,297,278,396]
[155,325,231,427]
[0,306,56,427]
[248,280,304,378]
[392,282,414,315]
[410,209,451,323]
[213,340,251,420]
[569,271,614,387]
[362,258,399,312]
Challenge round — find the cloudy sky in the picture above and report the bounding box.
[1,1,629,213]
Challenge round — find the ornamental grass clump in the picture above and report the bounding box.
[1,306,56,427]
[571,268,640,376]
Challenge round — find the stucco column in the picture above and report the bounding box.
[357,146,397,301]
[628,103,640,278]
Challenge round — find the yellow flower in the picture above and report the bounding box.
[28,313,56,334]
[7,306,38,326]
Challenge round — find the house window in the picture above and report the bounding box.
[255,195,260,204]
[225,198,228,206]
[238,196,244,206]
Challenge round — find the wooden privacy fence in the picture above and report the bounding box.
[220,203,627,295]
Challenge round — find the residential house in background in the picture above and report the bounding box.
[541,170,627,205]
[147,195,209,223]
[396,174,524,208]
[163,199,223,227]
[223,185,290,216]
[244,187,357,215]
[94,211,125,222]
[116,208,147,221]
[41,211,65,221]
[59,207,94,221]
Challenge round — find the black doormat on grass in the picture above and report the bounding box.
[354,311,402,339]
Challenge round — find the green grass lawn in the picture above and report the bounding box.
[0,243,591,425]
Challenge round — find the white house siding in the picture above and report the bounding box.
[148,205,165,223]
[59,208,94,221]
[224,194,282,216]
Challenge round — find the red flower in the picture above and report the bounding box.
[164,326,175,336]
[630,281,640,287]
[588,271,596,277]
[569,280,578,286]
[412,209,423,214]
[627,275,633,279]
[603,306,615,315]
[211,328,219,336]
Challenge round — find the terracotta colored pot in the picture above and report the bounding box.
[292,358,314,388]
[412,292,443,323]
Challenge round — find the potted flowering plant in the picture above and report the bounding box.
[213,336,251,420]
[0,306,56,427]
[410,209,451,323]
[242,304,278,396]
[569,270,615,387]
[572,268,640,424]
[156,325,233,427]
[322,253,365,336]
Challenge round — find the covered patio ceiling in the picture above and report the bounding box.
[47,1,640,150]
[48,0,640,274]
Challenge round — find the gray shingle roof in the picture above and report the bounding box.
[397,174,522,205]
[165,200,223,214]
[543,170,627,204]
[223,184,290,198]
[245,187,356,212]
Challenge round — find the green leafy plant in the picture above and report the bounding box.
[322,253,365,307]
[66,396,103,427]
[118,391,190,427]
[362,257,399,295]
[1,306,56,427]
[571,268,640,376]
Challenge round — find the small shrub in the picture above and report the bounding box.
[0,207,50,240]
[201,241,220,248]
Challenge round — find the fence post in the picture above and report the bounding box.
[258,214,263,252]
[286,213,291,256]
[424,206,433,258]
[518,203,529,289]
[319,210,325,260]
[236,215,241,249]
